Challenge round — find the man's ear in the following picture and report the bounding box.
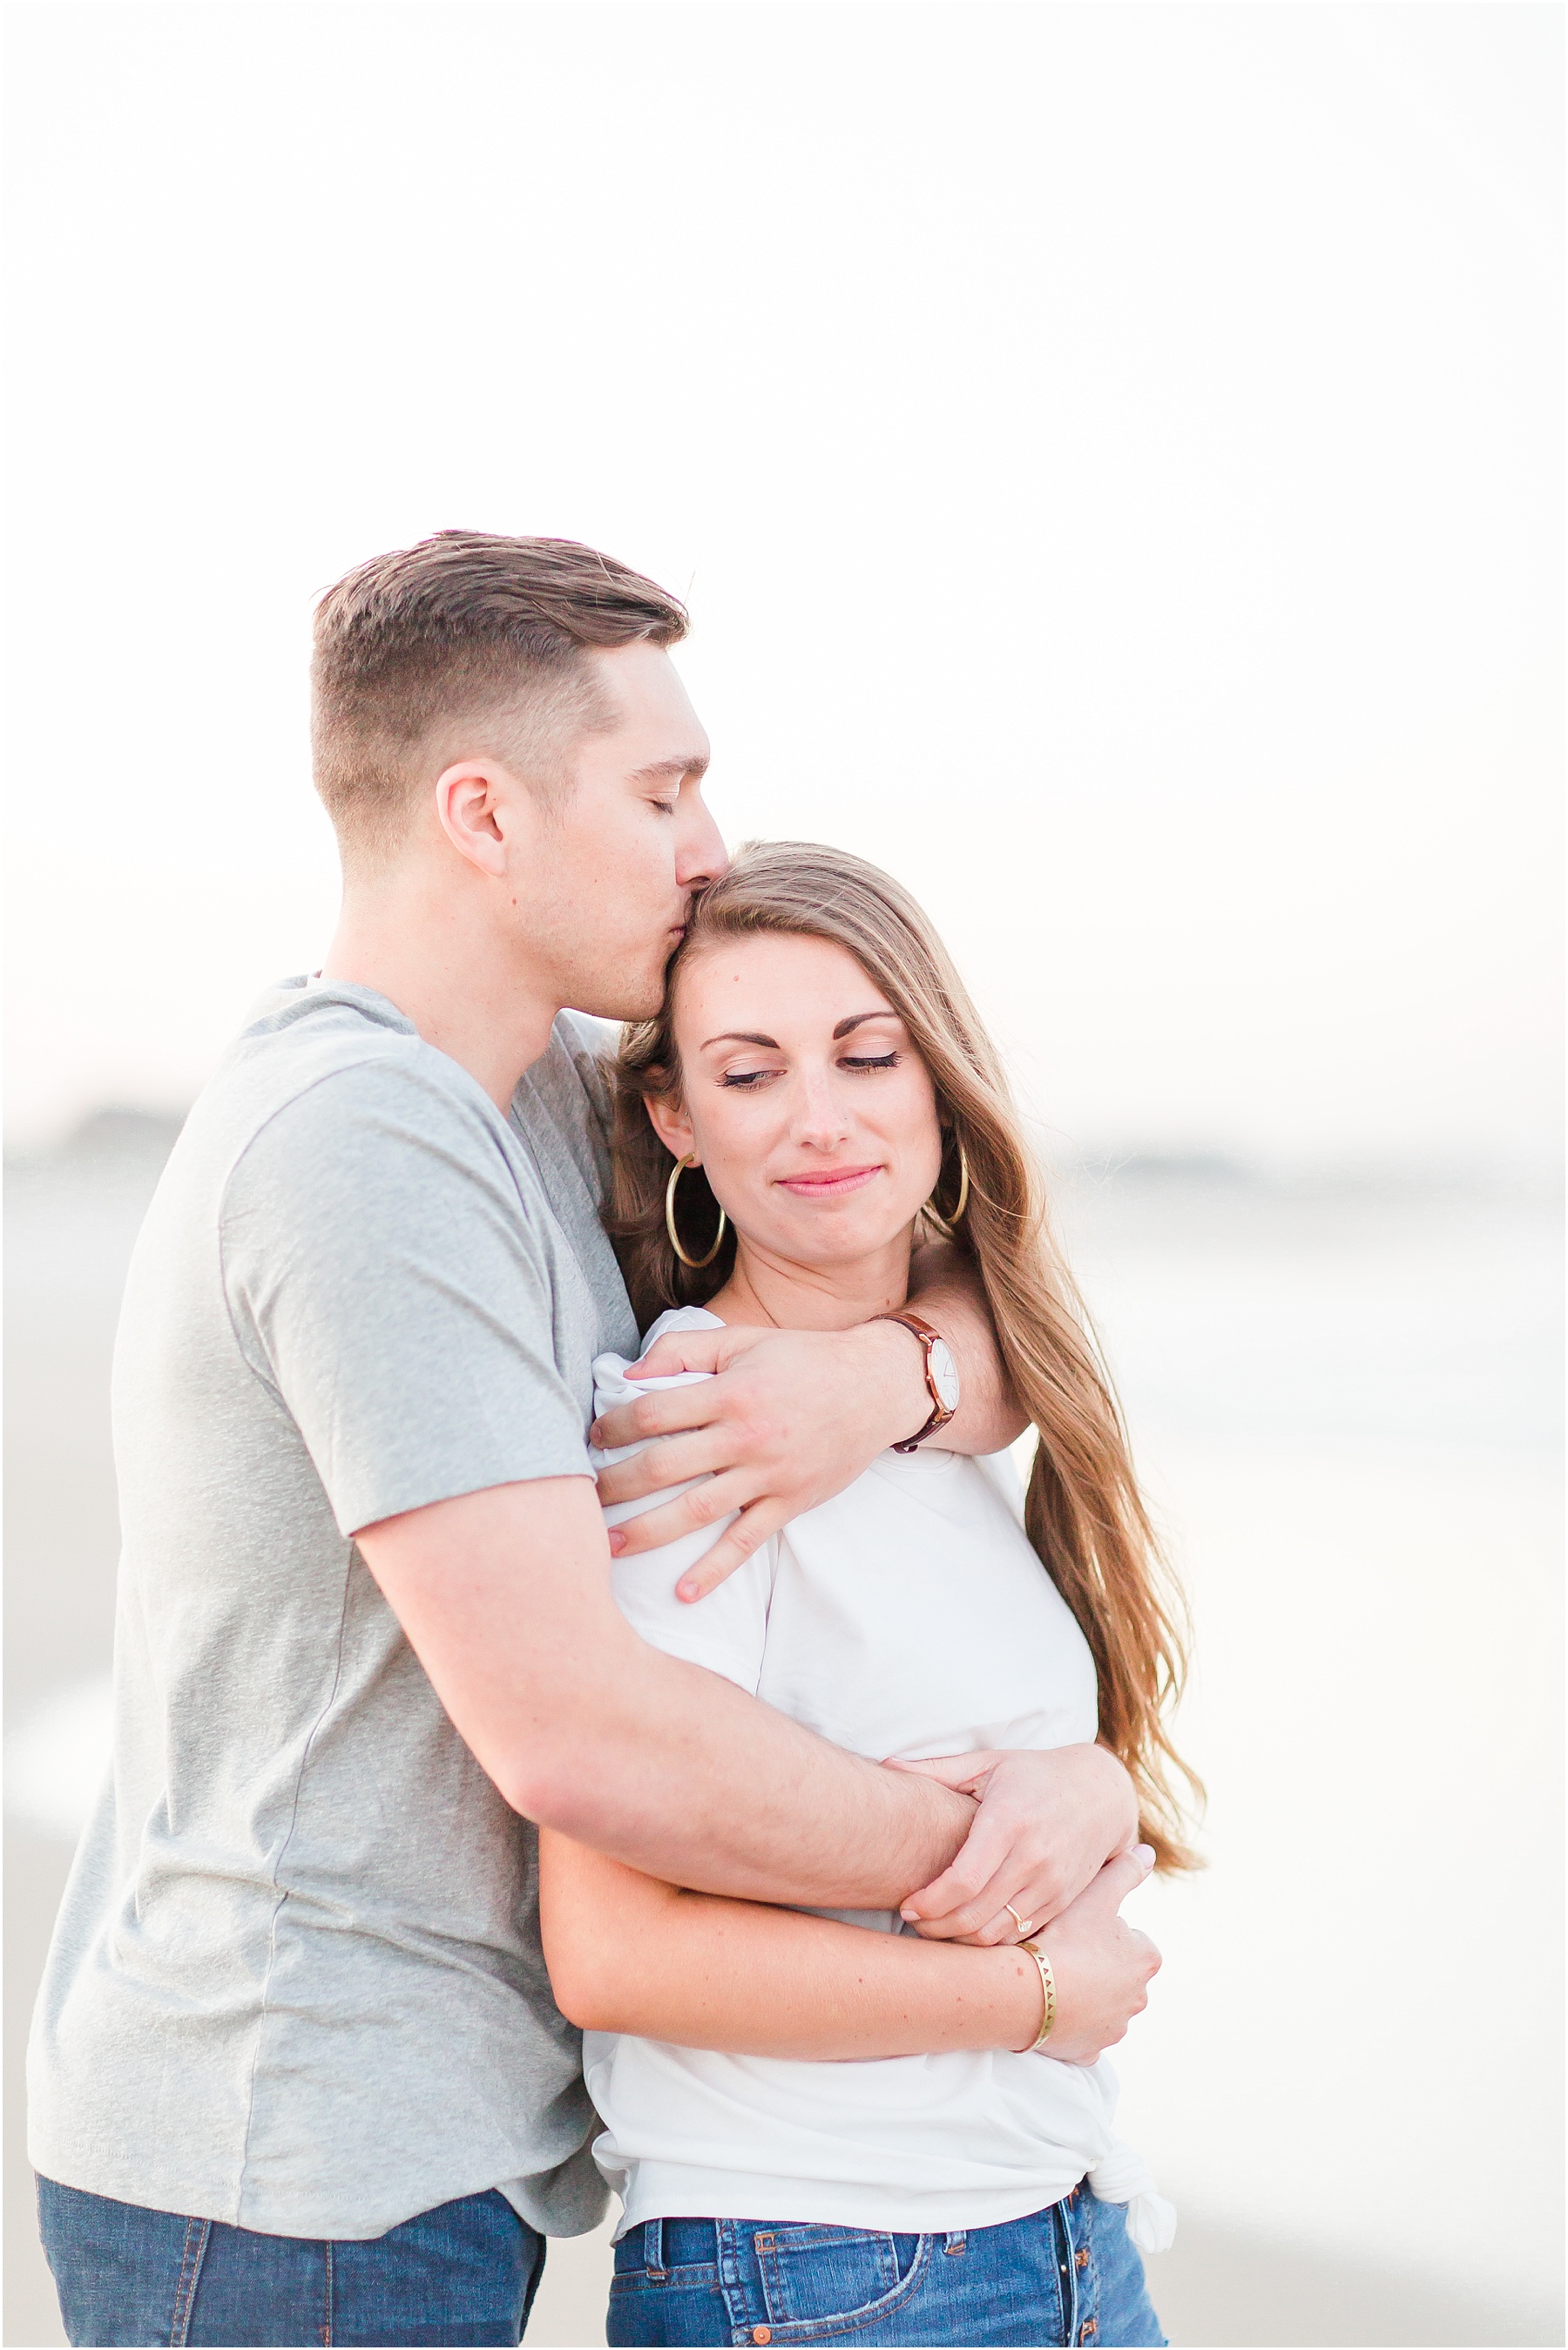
[645,1093,697,1163]
[434,759,524,878]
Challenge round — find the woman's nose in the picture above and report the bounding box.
[792,1073,853,1149]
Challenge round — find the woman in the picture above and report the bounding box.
[539,843,1198,2348]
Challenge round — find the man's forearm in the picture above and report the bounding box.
[525,1635,977,1909]
[906,1240,1029,1454]
[357,1477,974,1912]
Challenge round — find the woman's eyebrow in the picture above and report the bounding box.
[700,1012,897,1051]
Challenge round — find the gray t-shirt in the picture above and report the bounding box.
[27,979,640,2240]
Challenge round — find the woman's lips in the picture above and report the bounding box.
[774,1165,883,1199]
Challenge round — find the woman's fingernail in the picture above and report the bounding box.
[607,1529,627,1554]
[1134,1843,1156,1872]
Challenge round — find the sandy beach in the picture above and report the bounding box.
[5,1127,1561,2348]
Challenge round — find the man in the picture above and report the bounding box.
[30,533,1139,2346]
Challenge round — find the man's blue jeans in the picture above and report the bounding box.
[605,2181,1166,2347]
[36,2173,546,2347]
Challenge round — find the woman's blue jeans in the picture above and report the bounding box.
[36,2173,546,2347]
[605,2181,1166,2347]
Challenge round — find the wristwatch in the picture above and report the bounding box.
[877,1310,961,1452]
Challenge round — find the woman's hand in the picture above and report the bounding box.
[1030,1845,1162,2064]
[889,1744,1139,1943]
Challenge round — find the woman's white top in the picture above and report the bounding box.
[584,1306,1173,2249]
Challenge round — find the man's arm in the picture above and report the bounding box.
[354,1473,977,1909]
[593,1242,1026,1593]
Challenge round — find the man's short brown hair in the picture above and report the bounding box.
[311,530,688,867]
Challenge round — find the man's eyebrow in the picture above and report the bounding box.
[630,751,710,784]
[833,1010,898,1039]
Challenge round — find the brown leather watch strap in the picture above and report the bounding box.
[876,1310,956,1453]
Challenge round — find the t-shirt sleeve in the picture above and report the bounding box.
[220,1059,593,1536]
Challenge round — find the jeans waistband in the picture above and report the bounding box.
[634,2210,1015,2275]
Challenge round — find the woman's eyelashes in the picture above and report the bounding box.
[716,1051,901,1091]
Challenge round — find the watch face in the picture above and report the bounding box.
[929,1336,961,1414]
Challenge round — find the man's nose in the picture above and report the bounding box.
[676,789,728,892]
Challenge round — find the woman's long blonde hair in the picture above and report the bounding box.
[609,841,1200,1870]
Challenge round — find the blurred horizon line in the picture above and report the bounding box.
[7,1101,1563,1205]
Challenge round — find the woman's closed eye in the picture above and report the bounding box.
[719,1052,900,1089]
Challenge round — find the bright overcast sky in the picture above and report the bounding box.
[3,3,1561,1170]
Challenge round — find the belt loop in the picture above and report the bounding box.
[645,2218,666,2279]
[943,2230,968,2256]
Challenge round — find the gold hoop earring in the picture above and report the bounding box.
[666,1155,727,1270]
[927,1139,970,1234]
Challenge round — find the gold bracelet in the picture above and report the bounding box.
[1021,1937,1056,2050]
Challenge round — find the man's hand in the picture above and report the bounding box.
[1031,1845,1161,2064]
[591,1321,927,1599]
[889,1744,1139,1944]
[591,1241,1028,1600]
